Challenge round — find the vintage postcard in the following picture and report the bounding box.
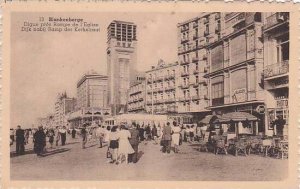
[1,2,299,189]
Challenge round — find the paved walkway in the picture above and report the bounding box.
[10,135,288,181]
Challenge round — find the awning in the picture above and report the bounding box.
[216,112,259,123]
[199,115,220,125]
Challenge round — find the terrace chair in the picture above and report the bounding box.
[199,132,209,152]
[214,137,228,155]
[234,138,248,156]
[247,137,262,155]
[277,140,288,159]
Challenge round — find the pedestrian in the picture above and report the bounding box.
[24,129,30,144]
[104,126,111,144]
[33,126,46,156]
[10,128,15,145]
[54,126,60,146]
[171,122,181,153]
[71,128,76,139]
[186,125,190,142]
[162,122,172,154]
[151,125,158,144]
[117,125,134,164]
[128,123,140,163]
[60,126,67,146]
[273,115,286,137]
[190,125,195,142]
[96,124,105,148]
[157,125,161,138]
[81,125,88,149]
[108,126,119,164]
[145,124,151,141]
[47,129,55,149]
[15,125,25,155]
[138,124,145,141]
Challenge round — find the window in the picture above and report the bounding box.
[276,34,289,62]
[230,34,247,65]
[211,44,224,72]
[196,88,199,96]
[211,76,224,106]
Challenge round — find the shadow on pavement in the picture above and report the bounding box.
[40,148,70,157]
[64,141,80,145]
[137,151,144,162]
[10,148,35,158]
[85,144,98,149]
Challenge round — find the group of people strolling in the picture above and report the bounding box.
[11,125,69,156]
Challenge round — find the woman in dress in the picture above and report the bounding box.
[117,125,134,164]
[172,122,181,153]
[108,126,119,164]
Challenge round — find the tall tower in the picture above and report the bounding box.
[107,20,137,115]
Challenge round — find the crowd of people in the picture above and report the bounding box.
[10,121,204,163]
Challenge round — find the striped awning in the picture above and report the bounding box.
[216,112,259,123]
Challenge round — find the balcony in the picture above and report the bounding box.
[193,69,199,75]
[192,82,199,88]
[147,78,152,83]
[264,12,289,32]
[154,76,163,82]
[263,60,289,79]
[179,96,190,102]
[199,79,208,86]
[181,71,189,77]
[165,98,176,103]
[180,60,189,65]
[276,98,288,108]
[181,38,189,43]
[215,25,221,32]
[165,85,175,91]
[202,54,208,60]
[181,26,189,32]
[180,83,190,89]
[192,57,199,62]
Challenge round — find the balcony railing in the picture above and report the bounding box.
[181,38,189,43]
[180,83,190,89]
[263,60,289,79]
[165,85,175,91]
[164,74,175,80]
[193,69,199,74]
[193,34,199,40]
[264,12,289,31]
[180,60,189,65]
[181,71,189,77]
[192,57,199,62]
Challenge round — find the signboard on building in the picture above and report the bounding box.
[232,88,247,103]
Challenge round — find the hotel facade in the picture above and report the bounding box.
[145,60,180,115]
[263,12,289,136]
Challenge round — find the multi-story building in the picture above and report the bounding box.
[177,13,220,115]
[67,71,110,128]
[77,71,108,109]
[107,20,137,115]
[203,12,265,134]
[54,92,76,127]
[145,60,179,114]
[127,79,146,113]
[263,12,289,136]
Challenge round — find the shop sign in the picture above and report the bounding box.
[256,105,265,114]
[232,88,247,103]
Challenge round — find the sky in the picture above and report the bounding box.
[11,12,199,128]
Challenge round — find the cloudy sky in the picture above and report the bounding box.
[11,12,199,128]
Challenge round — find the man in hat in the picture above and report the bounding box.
[128,123,140,163]
[15,125,25,155]
[96,124,105,148]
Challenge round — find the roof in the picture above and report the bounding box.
[199,115,220,125]
[216,112,259,123]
